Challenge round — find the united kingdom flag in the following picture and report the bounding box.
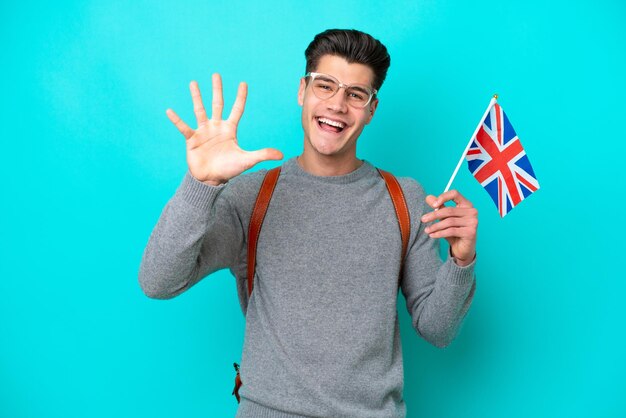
[466,103,539,217]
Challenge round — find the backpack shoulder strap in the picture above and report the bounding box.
[247,167,281,297]
[377,169,411,263]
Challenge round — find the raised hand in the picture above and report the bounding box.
[420,190,478,266]
[166,74,283,186]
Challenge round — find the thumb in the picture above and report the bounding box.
[243,148,284,168]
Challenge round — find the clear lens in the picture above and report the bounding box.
[311,77,338,100]
[345,87,368,105]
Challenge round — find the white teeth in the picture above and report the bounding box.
[318,117,345,129]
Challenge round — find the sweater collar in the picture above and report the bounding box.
[283,156,375,185]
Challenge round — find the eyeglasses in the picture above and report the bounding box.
[304,72,377,108]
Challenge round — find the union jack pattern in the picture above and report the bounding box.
[466,103,539,217]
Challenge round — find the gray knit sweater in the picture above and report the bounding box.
[139,157,476,418]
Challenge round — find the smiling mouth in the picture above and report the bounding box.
[317,117,346,133]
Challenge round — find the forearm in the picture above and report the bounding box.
[413,259,476,348]
[138,172,236,299]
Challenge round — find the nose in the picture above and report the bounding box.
[326,87,349,112]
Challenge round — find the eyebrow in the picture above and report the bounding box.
[349,85,370,94]
[316,75,335,82]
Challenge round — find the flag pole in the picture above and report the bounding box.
[442,94,499,194]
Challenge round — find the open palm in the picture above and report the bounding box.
[166,74,283,186]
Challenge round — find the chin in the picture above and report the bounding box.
[309,136,349,157]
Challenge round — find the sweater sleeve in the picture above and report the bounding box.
[399,179,477,348]
[138,171,246,299]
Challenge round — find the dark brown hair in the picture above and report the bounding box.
[305,29,391,92]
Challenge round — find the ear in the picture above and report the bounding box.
[365,98,379,124]
[297,78,306,106]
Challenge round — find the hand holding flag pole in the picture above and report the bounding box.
[421,93,540,265]
[421,96,497,266]
[419,97,499,266]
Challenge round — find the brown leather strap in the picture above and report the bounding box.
[377,169,411,263]
[247,167,281,297]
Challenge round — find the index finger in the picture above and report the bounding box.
[189,81,208,126]
[431,190,473,208]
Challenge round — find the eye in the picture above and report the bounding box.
[313,80,338,99]
[348,91,365,100]
[347,88,367,101]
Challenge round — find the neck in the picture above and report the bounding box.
[297,150,363,177]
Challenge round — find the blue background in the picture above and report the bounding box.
[2,1,625,417]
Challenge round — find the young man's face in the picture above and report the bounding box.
[298,55,378,160]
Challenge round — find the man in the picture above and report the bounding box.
[139,29,478,418]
